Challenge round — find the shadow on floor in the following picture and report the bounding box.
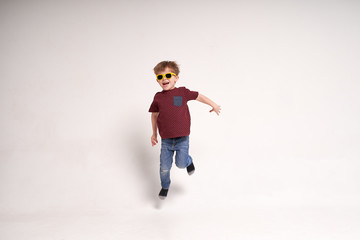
[124,128,160,208]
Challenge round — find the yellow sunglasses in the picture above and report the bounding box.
[156,72,177,81]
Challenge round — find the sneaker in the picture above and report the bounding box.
[187,162,195,175]
[158,188,168,200]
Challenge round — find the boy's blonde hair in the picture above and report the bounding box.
[153,61,180,75]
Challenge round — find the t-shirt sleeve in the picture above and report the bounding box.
[184,87,199,101]
[148,96,159,112]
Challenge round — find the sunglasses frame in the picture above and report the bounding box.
[156,72,177,81]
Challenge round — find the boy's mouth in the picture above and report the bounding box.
[163,81,169,86]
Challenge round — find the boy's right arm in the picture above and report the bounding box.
[151,112,159,146]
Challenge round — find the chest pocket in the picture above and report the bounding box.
[173,96,183,106]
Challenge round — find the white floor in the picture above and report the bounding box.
[1,197,360,240]
[1,149,360,240]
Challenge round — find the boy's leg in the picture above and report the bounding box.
[174,136,193,169]
[160,138,174,189]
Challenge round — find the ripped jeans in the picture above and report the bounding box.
[160,136,193,189]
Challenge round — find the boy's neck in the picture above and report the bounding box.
[162,86,177,92]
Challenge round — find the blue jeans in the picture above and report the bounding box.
[160,136,193,189]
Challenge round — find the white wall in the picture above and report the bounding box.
[1,0,360,214]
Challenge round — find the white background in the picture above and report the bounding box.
[1,0,360,239]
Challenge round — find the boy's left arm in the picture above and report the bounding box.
[196,94,221,115]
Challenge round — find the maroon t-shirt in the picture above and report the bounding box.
[149,87,199,139]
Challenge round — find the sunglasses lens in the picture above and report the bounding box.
[165,73,172,79]
[157,75,163,80]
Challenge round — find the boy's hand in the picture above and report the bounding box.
[196,94,221,116]
[210,105,221,115]
[151,134,158,146]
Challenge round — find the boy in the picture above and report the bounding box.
[149,61,221,200]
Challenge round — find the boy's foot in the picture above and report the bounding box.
[187,162,195,175]
[158,188,168,200]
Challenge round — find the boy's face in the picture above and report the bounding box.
[156,67,178,91]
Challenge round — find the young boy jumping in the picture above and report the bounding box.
[149,61,221,199]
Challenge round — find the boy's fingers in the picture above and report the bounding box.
[151,137,158,146]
